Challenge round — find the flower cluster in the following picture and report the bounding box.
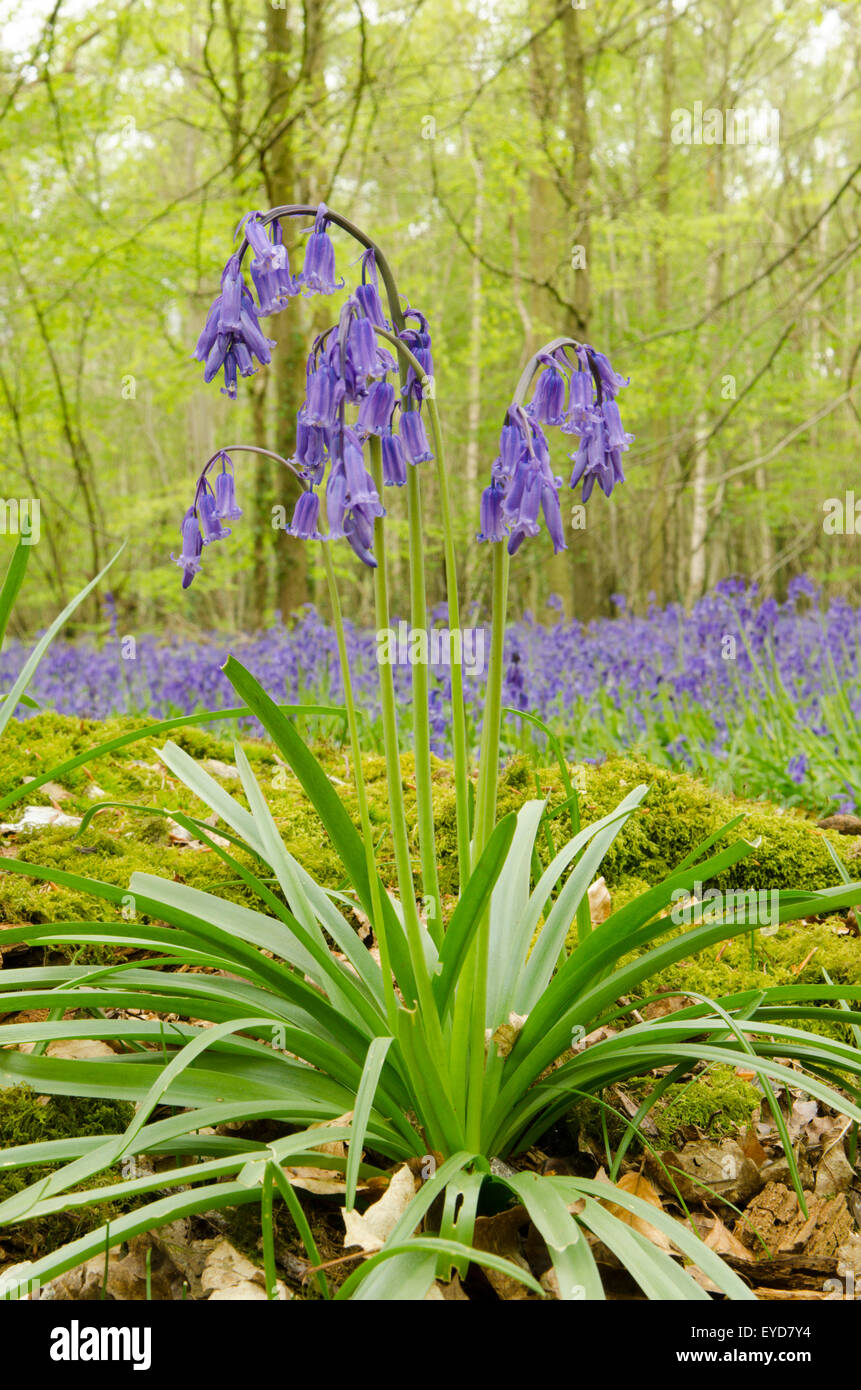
[180,205,435,582]
[478,343,632,556]
[172,453,241,589]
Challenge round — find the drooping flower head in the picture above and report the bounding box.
[214,453,242,521]
[297,204,345,296]
[182,204,437,581]
[242,213,299,315]
[478,342,632,555]
[194,257,274,398]
[171,507,203,590]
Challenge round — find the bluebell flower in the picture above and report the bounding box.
[343,503,379,568]
[297,205,345,296]
[528,356,568,426]
[477,483,507,542]
[341,430,382,509]
[287,489,323,540]
[171,507,203,589]
[214,455,242,520]
[493,413,529,484]
[568,366,593,415]
[381,430,407,486]
[345,314,380,382]
[399,409,433,464]
[198,483,232,544]
[357,381,395,438]
[837,784,856,814]
[588,348,629,399]
[540,479,567,553]
[294,421,329,481]
[241,210,283,272]
[325,467,348,539]
[399,308,433,404]
[787,753,809,785]
[245,215,298,314]
[787,575,819,604]
[355,249,389,328]
[196,260,273,398]
[506,469,543,555]
[601,398,631,452]
[218,255,243,332]
[301,360,344,430]
[569,410,625,501]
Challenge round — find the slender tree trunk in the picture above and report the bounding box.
[463,137,484,604]
[644,0,676,604]
[260,0,316,619]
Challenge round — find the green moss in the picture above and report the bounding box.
[571,1065,761,1155]
[652,1067,760,1145]
[501,751,858,895]
[1,715,858,1000]
[0,1086,136,1256]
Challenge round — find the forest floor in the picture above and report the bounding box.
[0,715,859,1301]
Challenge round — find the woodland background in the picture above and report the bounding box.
[0,0,859,639]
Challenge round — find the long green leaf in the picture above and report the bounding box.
[432,811,517,1016]
[0,537,30,648]
[346,1037,394,1209]
[0,543,124,737]
[224,655,416,1001]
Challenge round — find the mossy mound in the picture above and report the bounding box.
[571,1065,762,1155]
[0,1086,136,1257]
[496,752,859,897]
[0,715,857,1002]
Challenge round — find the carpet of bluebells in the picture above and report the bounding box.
[3,577,857,813]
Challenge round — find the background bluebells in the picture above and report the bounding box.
[5,579,859,813]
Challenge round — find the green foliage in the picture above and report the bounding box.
[0,1087,135,1256]
[1,675,860,1301]
[572,1065,762,1152]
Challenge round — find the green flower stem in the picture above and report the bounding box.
[426,391,472,892]
[373,326,471,899]
[462,338,582,1147]
[367,437,449,1063]
[471,335,585,863]
[464,540,509,1149]
[472,542,510,861]
[405,463,443,951]
[320,541,399,1035]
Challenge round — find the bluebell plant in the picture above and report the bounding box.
[5,203,861,1305]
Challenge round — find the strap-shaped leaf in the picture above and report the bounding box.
[346,1036,394,1209]
[224,656,416,1000]
[433,812,516,1017]
[0,543,124,736]
[504,1169,604,1300]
